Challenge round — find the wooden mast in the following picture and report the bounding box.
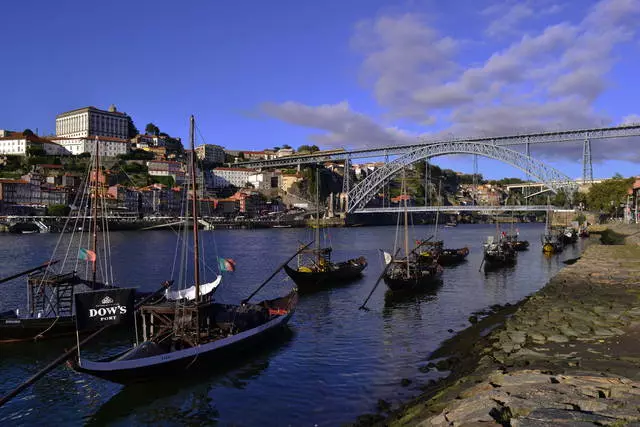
[190,115,201,306]
[315,166,320,260]
[402,169,410,278]
[91,136,99,287]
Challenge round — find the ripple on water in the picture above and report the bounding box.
[0,224,586,426]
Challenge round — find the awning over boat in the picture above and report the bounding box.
[383,251,393,265]
[165,275,222,301]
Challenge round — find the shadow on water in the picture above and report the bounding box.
[383,279,444,310]
[296,274,367,297]
[85,327,295,426]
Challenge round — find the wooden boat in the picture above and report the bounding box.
[0,139,151,344]
[383,261,442,292]
[417,241,469,266]
[503,232,529,251]
[560,227,578,244]
[70,116,299,384]
[383,170,443,292]
[71,291,297,384]
[482,236,517,269]
[284,168,366,288]
[540,203,564,254]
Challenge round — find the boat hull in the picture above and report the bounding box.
[0,313,77,343]
[71,293,298,384]
[383,264,443,292]
[283,258,367,288]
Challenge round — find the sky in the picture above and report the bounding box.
[1,0,639,180]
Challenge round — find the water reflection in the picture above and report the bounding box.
[86,328,294,426]
[0,224,588,426]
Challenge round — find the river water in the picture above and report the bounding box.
[0,223,585,426]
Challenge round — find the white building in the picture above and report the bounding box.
[0,133,71,156]
[51,136,130,157]
[147,160,185,184]
[211,167,257,188]
[195,144,225,164]
[276,148,295,158]
[55,105,129,139]
[248,171,277,191]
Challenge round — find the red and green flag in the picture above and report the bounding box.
[78,248,96,262]
[218,257,236,272]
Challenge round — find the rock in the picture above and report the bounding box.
[469,315,479,324]
[547,334,570,343]
[509,331,527,344]
[401,378,412,387]
[443,396,498,424]
[376,399,391,412]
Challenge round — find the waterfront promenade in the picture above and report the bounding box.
[368,224,640,426]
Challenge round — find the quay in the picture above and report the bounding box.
[359,225,640,426]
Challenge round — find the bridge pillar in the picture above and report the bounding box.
[582,139,593,183]
[342,155,350,213]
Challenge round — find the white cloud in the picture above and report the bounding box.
[260,101,418,148]
[621,114,640,125]
[261,0,640,161]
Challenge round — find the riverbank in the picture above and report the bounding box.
[355,225,640,426]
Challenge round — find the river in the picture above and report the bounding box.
[0,223,585,426]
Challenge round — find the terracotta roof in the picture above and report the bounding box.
[0,179,29,184]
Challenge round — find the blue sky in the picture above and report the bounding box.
[1,0,639,180]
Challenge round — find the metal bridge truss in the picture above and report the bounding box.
[235,124,640,169]
[353,205,573,214]
[347,142,578,214]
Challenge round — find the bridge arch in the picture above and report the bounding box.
[347,141,578,213]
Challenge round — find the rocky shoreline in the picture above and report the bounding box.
[354,225,640,426]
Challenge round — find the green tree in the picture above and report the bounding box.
[282,144,292,149]
[298,145,311,153]
[127,116,139,138]
[310,145,320,152]
[586,177,634,213]
[23,129,34,136]
[47,204,71,216]
[145,123,160,135]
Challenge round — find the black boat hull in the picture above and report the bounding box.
[283,258,367,288]
[0,314,77,343]
[71,292,298,384]
[483,254,517,269]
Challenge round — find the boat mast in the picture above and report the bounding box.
[434,178,441,240]
[402,169,410,277]
[315,166,320,256]
[91,136,99,287]
[190,115,201,305]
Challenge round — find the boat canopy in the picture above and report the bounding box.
[165,275,222,301]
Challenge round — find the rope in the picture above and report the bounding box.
[33,316,60,341]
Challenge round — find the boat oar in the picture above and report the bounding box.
[0,280,172,410]
[241,241,314,304]
[0,260,59,285]
[359,248,401,311]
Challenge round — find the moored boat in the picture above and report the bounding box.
[482,236,517,269]
[0,139,153,344]
[284,167,367,289]
[69,115,300,384]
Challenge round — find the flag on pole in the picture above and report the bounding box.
[74,288,135,331]
[218,257,236,272]
[78,248,96,262]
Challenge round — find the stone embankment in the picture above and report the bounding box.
[373,225,640,426]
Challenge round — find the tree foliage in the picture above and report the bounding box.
[145,123,160,136]
[586,177,634,212]
[127,116,139,139]
[47,204,71,216]
[23,129,34,136]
